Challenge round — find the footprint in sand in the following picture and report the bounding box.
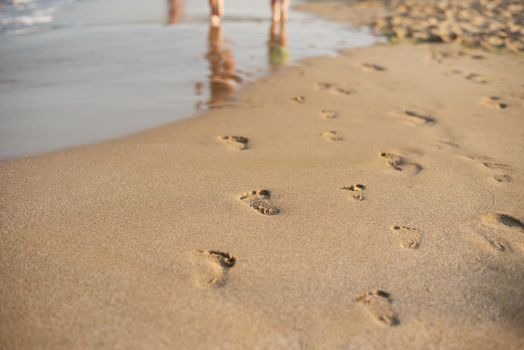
[320,109,338,119]
[448,70,488,84]
[239,189,280,215]
[481,213,524,233]
[481,96,508,110]
[464,222,512,253]
[292,95,306,104]
[391,108,436,126]
[427,49,451,63]
[220,135,249,150]
[463,214,524,254]
[316,82,353,96]
[316,82,333,91]
[482,162,511,171]
[380,152,422,175]
[191,250,236,289]
[356,62,386,72]
[341,184,367,201]
[460,155,514,184]
[391,226,422,249]
[355,290,398,326]
[475,229,511,253]
[320,130,342,142]
[493,174,513,183]
[481,161,513,184]
[334,87,353,95]
[464,72,488,84]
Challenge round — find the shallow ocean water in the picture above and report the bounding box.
[0,0,382,159]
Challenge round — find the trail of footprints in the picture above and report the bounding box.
[206,59,522,330]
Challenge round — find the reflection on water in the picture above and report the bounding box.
[0,0,382,159]
[202,19,289,107]
[268,20,289,67]
[169,1,290,107]
[205,24,242,106]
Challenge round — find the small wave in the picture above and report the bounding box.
[0,0,72,34]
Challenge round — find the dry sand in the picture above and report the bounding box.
[1,2,524,350]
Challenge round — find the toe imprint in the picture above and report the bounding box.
[493,174,513,183]
[320,110,338,119]
[356,290,398,326]
[316,82,353,95]
[380,152,422,175]
[220,135,249,150]
[482,162,511,170]
[334,87,353,95]
[391,226,422,249]
[320,131,342,141]
[357,62,386,72]
[393,109,436,126]
[482,96,508,109]
[465,73,488,84]
[191,250,236,289]
[341,184,367,201]
[316,82,333,90]
[240,190,280,216]
[380,152,403,171]
[461,220,515,254]
[478,231,510,252]
[292,96,306,103]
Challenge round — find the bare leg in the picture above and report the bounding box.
[168,0,182,24]
[217,0,224,17]
[271,0,280,22]
[209,0,217,15]
[280,0,289,22]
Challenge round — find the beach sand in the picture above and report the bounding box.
[1,2,524,349]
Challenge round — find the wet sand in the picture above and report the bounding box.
[1,1,524,349]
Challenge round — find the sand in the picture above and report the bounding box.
[1,2,524,350]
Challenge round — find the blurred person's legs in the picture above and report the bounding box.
[271,0,289,22]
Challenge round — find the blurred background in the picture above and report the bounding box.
[0,0,380,158]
